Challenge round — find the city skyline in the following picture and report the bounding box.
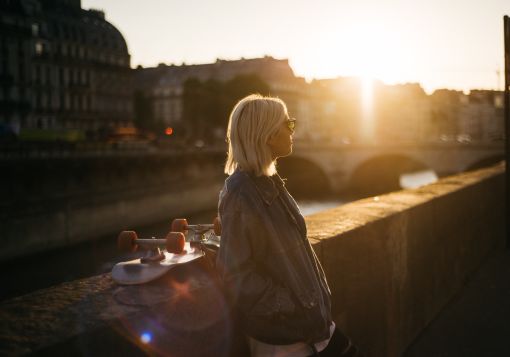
[81,0,509,94]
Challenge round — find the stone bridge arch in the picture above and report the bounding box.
[277,156,331,198]
[349,154,430,195]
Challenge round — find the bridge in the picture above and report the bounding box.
[281,141,505,194]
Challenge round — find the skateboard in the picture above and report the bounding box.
[112,217,221,285]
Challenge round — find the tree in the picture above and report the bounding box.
[133,90,160,133]
[182,74,270,142]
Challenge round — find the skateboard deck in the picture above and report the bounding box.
[112,242,204,285]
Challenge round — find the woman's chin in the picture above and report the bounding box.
[281,147,293,158]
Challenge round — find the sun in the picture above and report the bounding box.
[294,20,411,85]
[341,22,409,84]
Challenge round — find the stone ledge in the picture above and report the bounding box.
[0,262,238,356]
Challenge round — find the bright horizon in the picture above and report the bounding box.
[82,0,509,94]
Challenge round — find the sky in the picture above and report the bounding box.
[81,0,509,94]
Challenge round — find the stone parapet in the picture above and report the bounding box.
[0,163,505,356]
[307,162,505,356]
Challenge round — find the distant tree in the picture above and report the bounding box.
[201,78,223,137]
[220,74,271,127]
[182,74,270,143]
[182,78,206,139]
[133,90,160,133]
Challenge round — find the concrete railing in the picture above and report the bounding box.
[0,163,505,356]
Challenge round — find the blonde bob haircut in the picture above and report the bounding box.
[225,94,288,177]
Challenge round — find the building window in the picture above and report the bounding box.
[81,70,86,85]
[35,41,43,55]
[36,92,41,109]
[18,62,24,80]
[40,66,46,84]
[34,65,40,84]
[41,93,47,109]
[53,91,59,109]
[32,23,39,36]
[10,86,18,101]
[64,68,69,85]
[18,39,24,55]
[75,95,80,110]
[46,66,51,85]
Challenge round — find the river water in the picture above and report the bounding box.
[0,170,437,301]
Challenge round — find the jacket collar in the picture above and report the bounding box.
[242,170,286,206]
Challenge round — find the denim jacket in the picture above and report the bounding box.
[216,169,332,345]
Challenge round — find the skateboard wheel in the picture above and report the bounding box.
[118,231,138,252]
[171,218,188,233]
[166,232,185,254]
[213,216,221,235]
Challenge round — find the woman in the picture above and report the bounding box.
[216,94,361,356]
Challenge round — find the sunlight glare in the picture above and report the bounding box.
[360,75,374,142]
[297,19,412,85]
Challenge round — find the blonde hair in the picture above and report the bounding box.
[225,94,288,176]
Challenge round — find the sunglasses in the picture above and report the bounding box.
[286,118,296,131]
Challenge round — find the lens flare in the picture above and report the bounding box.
[112,264,233,356]
[140,332,152,344]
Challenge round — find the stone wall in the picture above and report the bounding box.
[307,162,505,355]
[0,163,505,356]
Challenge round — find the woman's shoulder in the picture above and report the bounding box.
[221,171,264,209]
[225,170,261,196]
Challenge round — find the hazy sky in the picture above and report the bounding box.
[81,0,509,93]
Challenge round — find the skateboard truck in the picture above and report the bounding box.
[118,231,186,255]
[171,218,221,250]
[140,237,165,263]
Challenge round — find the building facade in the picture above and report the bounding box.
[134,56,309,138]
[0,0,133,137]
[459,90,505,142]
[430,89,504,143]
